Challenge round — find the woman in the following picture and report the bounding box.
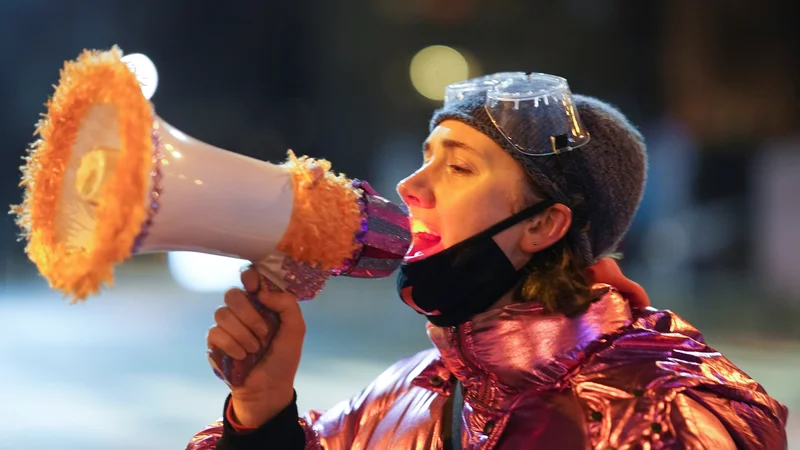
[187,73,788,449]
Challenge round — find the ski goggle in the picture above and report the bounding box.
[443,72,590,156]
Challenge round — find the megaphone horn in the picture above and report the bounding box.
[11,47,412,387]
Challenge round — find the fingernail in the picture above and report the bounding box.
[255,323,269,339]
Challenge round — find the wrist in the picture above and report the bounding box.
[230,389,295,428]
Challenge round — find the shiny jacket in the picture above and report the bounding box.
[188,285,788,449]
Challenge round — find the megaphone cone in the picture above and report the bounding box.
[11,48,411,386]
[12,47,157,299]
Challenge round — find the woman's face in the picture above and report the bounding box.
[397,120,541,264]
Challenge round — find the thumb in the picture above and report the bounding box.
[585,258,651,309]
[256,280,305,339]
[240,266,263,293]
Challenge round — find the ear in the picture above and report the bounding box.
[518,204,573,253]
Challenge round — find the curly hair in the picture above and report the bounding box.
[510,183,612,317]
[513,237,599,317]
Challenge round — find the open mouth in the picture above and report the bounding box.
[405,219,444,262]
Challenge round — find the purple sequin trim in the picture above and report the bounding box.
[336,180,412,278]
[362,230,413,256]
[131,123,164,252]
[331,180,370,275]
[351,256,404,272]
[276,179,409,284]
[366,203,410,230]
[360,185,406,215]
[281,257,330,301]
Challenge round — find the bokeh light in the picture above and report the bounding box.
[167,252,247,293]
[409,45,471,101]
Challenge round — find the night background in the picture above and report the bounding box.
[1,1,798,448]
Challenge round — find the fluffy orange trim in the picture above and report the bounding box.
[10,46,153,301]
[277,151,363,271]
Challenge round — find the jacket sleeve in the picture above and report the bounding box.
[681,388,788,450]
[611,392,757,450]
[664,393,737,449]
[185,352,426,450]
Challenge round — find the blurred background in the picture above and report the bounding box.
[1,1,799,449]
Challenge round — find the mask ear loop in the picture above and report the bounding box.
[471,199,556,243]
[483,100,594,259]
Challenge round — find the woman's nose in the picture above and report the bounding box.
[397,171,434,209]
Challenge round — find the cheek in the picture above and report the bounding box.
[492,225,524,257]
[438,188,512,246]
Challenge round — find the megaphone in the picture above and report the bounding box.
[10,47,412,386]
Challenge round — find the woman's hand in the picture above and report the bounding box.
[207,268,306,427]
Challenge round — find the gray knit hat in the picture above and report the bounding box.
[430,85,647,267]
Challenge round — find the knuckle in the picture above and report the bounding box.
[206,326,223,345]
[224,288,244,305]
[231,299,260,325]
[244,312,264,330]
[227,292,249,310]
[213,306,231,324]
[256,291,274,307]
[245,336,260,351]
[240,269,261,290]
[265,292,296,309]
[219,335,237,351]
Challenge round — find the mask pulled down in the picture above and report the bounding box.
[397,200,554,327]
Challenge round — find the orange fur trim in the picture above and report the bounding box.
[10,46,153,301]
[276,151,363,271]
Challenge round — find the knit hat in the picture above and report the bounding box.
[430,81,647,267]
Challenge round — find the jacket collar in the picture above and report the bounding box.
[414,285,633,409]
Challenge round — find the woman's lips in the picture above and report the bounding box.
[405,230,444,262]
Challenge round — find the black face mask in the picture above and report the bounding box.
[396,200,555,327]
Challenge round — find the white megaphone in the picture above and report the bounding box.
[11,47,411,387]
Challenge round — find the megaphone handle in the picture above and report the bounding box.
[208,274,283,388]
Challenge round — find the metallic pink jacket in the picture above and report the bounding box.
[188,285,788,449]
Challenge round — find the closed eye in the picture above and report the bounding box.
[422,141,478,175]
[448,164,473,175]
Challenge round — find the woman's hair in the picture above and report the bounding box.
[513,237,598,317]
[511,182,607,317]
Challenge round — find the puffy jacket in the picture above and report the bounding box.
[188,285,788,449]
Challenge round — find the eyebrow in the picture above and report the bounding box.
[422,138,484,158]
